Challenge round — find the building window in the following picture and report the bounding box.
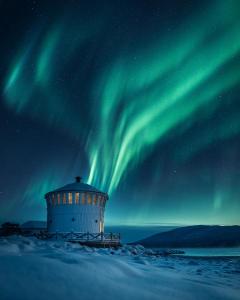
[75,192,79,204]
[63,193,66,204]
[98,196,104,206]
[98,195,102,205]
[72,217,75,222]
[68,192,72,204]
[52,194,55,206]
[87,194,92,205]
[99,221,103,232]
[101,197,105,206]
[57,193,61,205]
[99,195,104,206]
[93,194,97,205]
[81,193,85,204]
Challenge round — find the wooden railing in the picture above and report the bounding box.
[35,231,121,242]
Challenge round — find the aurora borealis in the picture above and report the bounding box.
[0,0,240,225]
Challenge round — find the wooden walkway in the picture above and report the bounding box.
[35,231,121,248]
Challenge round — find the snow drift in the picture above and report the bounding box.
[0,236,239,300]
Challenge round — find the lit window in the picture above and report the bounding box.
[68,192,72,204]
[99,221,103,232]
[75,192,79,204]
[57,193,61,205]
[87,194,92,204]
[63,193,66,204]
[93,194,97,205]
[81,193,85,204]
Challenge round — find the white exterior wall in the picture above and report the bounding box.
[46,192,106,233]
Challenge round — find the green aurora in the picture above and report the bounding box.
[1,0,240,225]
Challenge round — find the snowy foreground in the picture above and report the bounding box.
[0,236,239,300]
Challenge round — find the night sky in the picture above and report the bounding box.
[0,0,240,226]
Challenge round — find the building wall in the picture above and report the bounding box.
[46,192,106,233]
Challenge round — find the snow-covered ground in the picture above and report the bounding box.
[0,236,239,300]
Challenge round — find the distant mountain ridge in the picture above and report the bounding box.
[132,225,240,248]
[21,221,46,229]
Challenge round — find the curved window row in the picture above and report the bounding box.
[47,192,106,207]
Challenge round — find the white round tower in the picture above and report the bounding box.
[44,177,108,233]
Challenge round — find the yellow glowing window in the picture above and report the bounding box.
[99,221,103,232]
[81,193,85,204]
[68,192,72,204]
[75,192,79,204]
[63,193,66,204]
[87,194,92,204]
[93,194,97,205]
[57,193,60,205]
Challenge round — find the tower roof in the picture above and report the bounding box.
[45,177,108,198]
